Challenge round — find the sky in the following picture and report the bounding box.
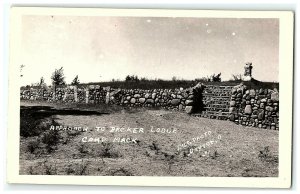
[20,15,279,85]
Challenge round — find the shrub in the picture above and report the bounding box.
[41,130,60,153]
[43,160,58,175]
[231,74,243,81]
[97,142,120,158]
[26,138,40,154]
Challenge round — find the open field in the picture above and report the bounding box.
[20,100,279,177]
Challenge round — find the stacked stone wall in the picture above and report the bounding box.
[20,82,279,130]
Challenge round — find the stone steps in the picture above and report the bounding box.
[197,85,233,120]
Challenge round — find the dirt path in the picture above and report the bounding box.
[19,101,279,177]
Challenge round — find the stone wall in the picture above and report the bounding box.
[20,84,197,113]
[110,88,195,111]
[228,84,279,130]
[20,82,279,130]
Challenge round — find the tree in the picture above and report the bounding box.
[51,67,65,99]
[71,75,80,85]
[125,75,131,82]
[211,73,221,82]
[51,67,66,86]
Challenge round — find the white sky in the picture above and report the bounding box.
[20,16,279,85]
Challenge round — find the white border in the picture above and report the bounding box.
[6,7,294,188]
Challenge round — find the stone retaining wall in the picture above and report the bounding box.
[20,84,198,113]
[228,84,279,130]
[20,82,279,130]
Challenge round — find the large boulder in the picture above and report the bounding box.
[271,91,279,102]
[139,98,146,103]
[130,98,136,104]
[146,99,154,104]
[178,104,184,111]
[249,89,256,97]
[134,94,141,98]
[185,106,193,114]
[152,93,157,99]
[229,101,236,107]
[244,105,252,114]
[171,99,180,106]
[185,100,193,106]
[145,93,151,99]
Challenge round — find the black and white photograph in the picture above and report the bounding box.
[6,7,294,188]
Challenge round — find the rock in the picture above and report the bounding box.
[233,83,246,93]
[265,106,274,112]
[171,99,181,106]
[260,103,265,109]
[258,110,265,120]
[171,94,176,98]
[152,93,157,99]
[178,104,183,111]
[185,106,193,114]
[244,105,252,114]
[145,93,151,99]
[271,92,279,102]
[134,94,141,98]
[261,98,267,103]
[126,96,131,100]
[251,115,258,119]
[259,88,264,94]
[185,100,193,106]
[177,95,183,99]
[229,107,236,113]
[139,98,146,103]
[187,95,194,100]
[146,99,154,104]
[249,89,256,97]
[230,101,236,107]
[231,88,237,94]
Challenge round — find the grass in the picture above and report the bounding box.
[19,100,278,177]
[81,79,279,90]
[22,79,279,90]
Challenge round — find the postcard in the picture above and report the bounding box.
[7,7,294,188]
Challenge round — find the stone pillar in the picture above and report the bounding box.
[63,87,68,101]
[85,87,89,104]
[105,91,110,104]
[242,62,253,81]
[74,85,78,102]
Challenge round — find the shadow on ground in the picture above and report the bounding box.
[21,105,109,120]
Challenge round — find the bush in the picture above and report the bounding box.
[26,138,40,154]
[41,130,60,153]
